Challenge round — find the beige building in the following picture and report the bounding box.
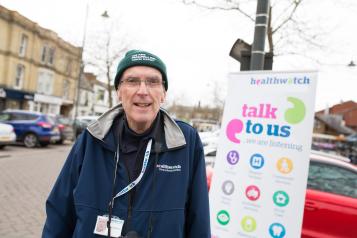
[0,5,81,116]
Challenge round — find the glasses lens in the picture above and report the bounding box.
[122,78,163,88]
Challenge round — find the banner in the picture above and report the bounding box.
[209,71,318,238]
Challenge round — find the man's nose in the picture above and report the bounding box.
[137,80,149,94]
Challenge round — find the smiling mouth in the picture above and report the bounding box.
[134,103,151,107]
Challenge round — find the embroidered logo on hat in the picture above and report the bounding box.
[131,53,157,62]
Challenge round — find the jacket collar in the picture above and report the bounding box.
[86,103,186,150]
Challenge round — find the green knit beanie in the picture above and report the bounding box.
[114,50,168,90]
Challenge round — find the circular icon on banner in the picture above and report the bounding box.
[241,216,256,232]
[273,191,290,207]
[222,180,235,195]
[250,153,265,169]
[227,150,239,165]
[245,185,260,201]
[269,223,286,238]
[217,210,230,226]
[277,157,293,174]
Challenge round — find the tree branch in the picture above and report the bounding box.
[182,0,255,21]
[272,0,303,35]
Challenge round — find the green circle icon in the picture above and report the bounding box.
[241,216,256,232]
[217,210,230,225]
[273,191,290,207]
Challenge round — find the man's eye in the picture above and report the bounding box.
[127,78,139,84]
[147,79,160,85]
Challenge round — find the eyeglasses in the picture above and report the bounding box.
[120,77,164,88]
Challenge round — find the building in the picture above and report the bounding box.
[0,5,81,116]
[92,79,112,116]
[315,100,357,134]
[76,72,119,116]
[76,72,95,116]
[314,114,355,136]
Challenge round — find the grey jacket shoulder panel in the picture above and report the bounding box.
[86,104,186,149]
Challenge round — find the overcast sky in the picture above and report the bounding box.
[1,0,356,111]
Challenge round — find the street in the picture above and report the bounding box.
[0,143,72,238]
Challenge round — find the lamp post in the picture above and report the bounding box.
[229,0,271,71]
[250,0,270,70]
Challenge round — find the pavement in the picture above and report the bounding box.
[0,143,72,238]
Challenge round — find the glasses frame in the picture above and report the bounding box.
[119,77,165,89]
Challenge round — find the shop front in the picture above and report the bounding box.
[0,87,34,111]
[33,93,62,115]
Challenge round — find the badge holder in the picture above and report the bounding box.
[94,215,124,237]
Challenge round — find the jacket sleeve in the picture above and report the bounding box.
[185,132,211,237]
[42,138,84,238]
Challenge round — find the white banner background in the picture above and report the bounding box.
[209,70,318,238]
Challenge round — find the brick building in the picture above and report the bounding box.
[315,100,357,135]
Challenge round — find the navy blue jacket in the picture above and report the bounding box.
[42,105,210,238]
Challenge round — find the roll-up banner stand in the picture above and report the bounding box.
[210,70,318,238]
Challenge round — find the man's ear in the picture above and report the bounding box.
[117,89,122,102]
[161,91,166,103]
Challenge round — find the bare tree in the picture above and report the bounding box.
[181,0,324,56]
[85,17,129,108]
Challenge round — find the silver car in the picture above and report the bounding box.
[0,122,16,149]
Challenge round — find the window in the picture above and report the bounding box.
[37,70,54,94]
[40,45,56,64]
[63,79,69,99]
[11,113,28,121]
[0,113,10,121]
[15,64,25,89]
[307,161,357,198]
[41,45,47,63]
[97,89,105,101]
[48,48,55,65]
[19,34,28,57]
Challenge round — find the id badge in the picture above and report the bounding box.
[93,215,124,237]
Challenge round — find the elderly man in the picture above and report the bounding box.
[42,50,210,238]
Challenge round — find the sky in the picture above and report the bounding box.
[1,0,356,111]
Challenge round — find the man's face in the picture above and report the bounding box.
[117,66,166,133]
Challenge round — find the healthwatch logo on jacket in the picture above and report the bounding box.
[157,164,182,172]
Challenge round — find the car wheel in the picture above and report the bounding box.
[23,133,38,148]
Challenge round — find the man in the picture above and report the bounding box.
[42,50,211,238]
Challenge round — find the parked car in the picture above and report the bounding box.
[74,115,98,138]
[0,122,16,149]
[0,110,60,148]
[205,150,357,238]
[302,151,357,238]
[199,129,220,148]
[48,115,74,144]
